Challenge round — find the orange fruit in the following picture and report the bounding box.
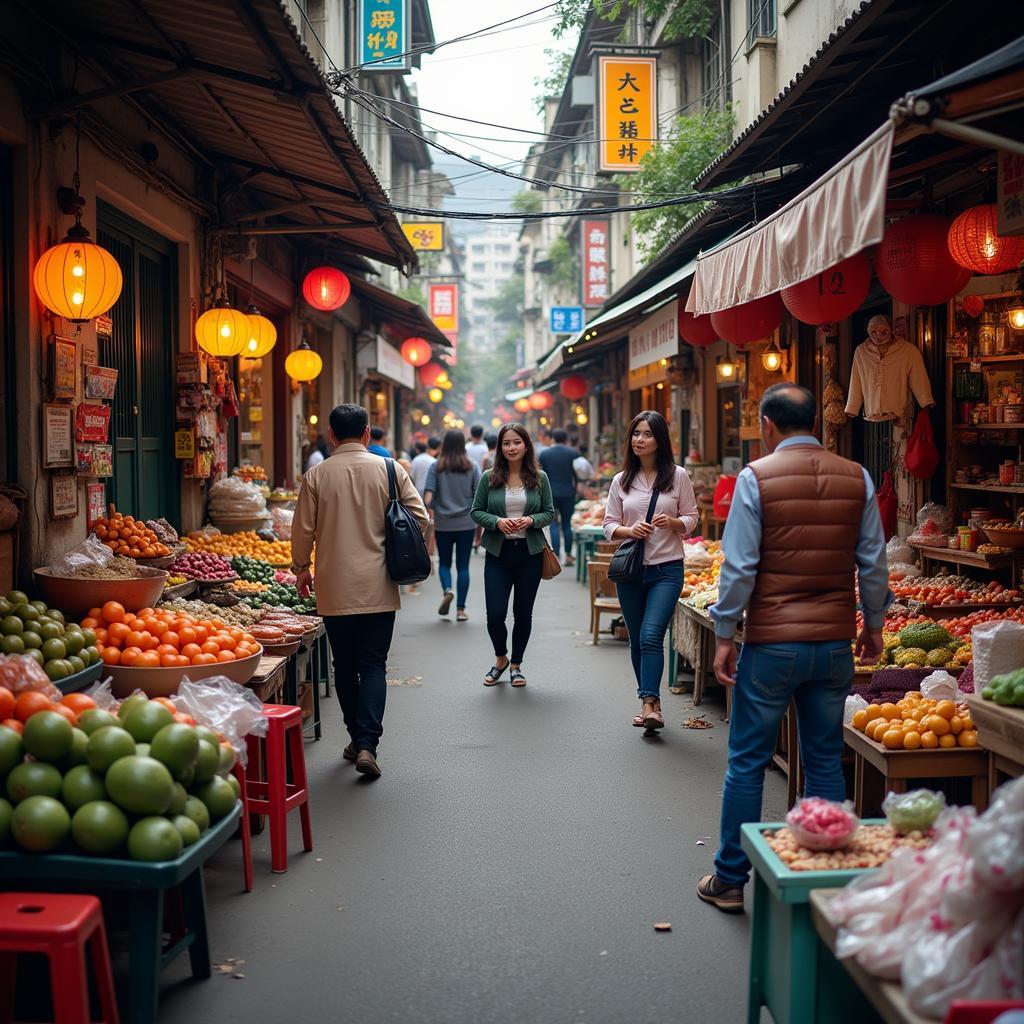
[935,700,957,720]
[152,697,177,712]
[868,719,890,742]
[136,651,161,668]
[902,731,922,750]
[882,729,904,749]
[193,653,217,666]
[51,703,77,726]
[864,704,883,723]
[162,632,179,649]
[119,648,142,666]
[100,647,121,666]
[80,617,100,630]
[960,715,974,731]
[101,601,126,624]
[920,730,939,749]
[139,634,159,651]
[216,650,237,663]
[180,643,202,661]
[948,715,964,735]
[958,730,979,748]
[15,691,54,722]
[60,693,97,715]
[200,640,220,656]
[107,622,130,643]
[2,718,23,734]
[880,702,901,720]
[938,734,957,749]
[0,686,14,721]
[925,715,950,737]
[178,627,197,645]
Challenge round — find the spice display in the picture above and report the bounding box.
[65,556,157,580]
[157,598,264,628]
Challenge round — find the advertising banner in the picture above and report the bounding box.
[598,55,657,173]
[359,0,408,70]
[581,219,610,308]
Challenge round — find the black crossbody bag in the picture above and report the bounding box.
[607,488,660,585]
[384,459,431,585]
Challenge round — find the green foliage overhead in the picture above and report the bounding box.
[554,0,716,41]
[532,49,575,116]
[512,190,543,215]
[547,237,578,293]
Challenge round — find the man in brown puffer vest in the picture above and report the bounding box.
[697,384,891,913]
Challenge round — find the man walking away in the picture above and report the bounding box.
[466,424,488,469]
[539,428,578,566]
[482,432,498,470]
[697,384,890,912]
[367,426,392,457]
[292,404,428,779]
[409,438,437,496]
[573,444,595,495]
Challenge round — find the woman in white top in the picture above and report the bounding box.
[603,411,699,731]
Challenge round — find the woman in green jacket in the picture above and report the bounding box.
[471,423,555,687]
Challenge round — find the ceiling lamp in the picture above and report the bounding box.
[400,336,431,366]
[761,339,784,373]
[284,340,323,382]
[1009,305,1024,332]
[948,204,1024,276]
[715,354,738,383]
[428,387,444,403]
[195,297,249,357]
[710,293,785,344]
[780,252,872,325]
[302,266,351,311]
[678,307,718,347]
[418,361,445,387]
[529,391,553,410]
[34,220,124,324]
[877,215,971,306]
[243,305,277,358]
[513,397,531,413]
[559,374,588,401]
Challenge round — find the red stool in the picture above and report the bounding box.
[245,703,312,873]
[231,760,254,892]
[0,892,119,1024]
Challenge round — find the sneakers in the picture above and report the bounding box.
[438,590,454,615]
[355,750,381,778]
[564,554,575,567]
[696,874,744,913]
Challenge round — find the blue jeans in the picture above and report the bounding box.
[614,560,683,700]
[436,528,475,609]
[548,494,577,558]
[715,640,854,887]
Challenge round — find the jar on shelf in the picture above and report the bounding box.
[1000,461,1016,485]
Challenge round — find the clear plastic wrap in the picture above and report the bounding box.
[917,502,952,533]
[886,537,915,565]
[0,654,61,699]
[888,561,923,580]
[208,477,268,517]
[173,676,268,764]
[47,534,113,577]
[972,620,1024,691]
[84,678,119,710]
[785,797,859,850]
[920,670,960,702]
[270,506,293,540]
[883,789,946,834]
[844,693,869,724]
[968,776,1024,893]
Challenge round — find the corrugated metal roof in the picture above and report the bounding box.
[349,277,452,350]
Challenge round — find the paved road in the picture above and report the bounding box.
[159,562,786,1023]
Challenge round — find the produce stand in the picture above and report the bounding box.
[964,695,1024,788]
[246,654,287,705]
[843,724,989,816]
[0,802,241,1024]
[911,542,1015,575]
[161,578,197,601]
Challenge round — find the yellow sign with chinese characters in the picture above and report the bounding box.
[401,222,445,251]
[598,56,657,173]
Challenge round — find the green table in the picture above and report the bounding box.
[0,802,241,1024]
[574,526,604,583]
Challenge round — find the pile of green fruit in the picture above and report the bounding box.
[981,669,1024,707]
[239,581,316,614]
[0,695,239,860]
[883,622,963,669]
[0,590,100,681]
[230,555,276,584]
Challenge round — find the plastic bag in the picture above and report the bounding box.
[887,537,914,565]
[0,654,61,699]
[84,678,119,710]
[271,506,293,541]
[48,534,113,577]
[972,620,1024,691]
[921,670,959,703]
[785,797,859,850]
[889,561,923,580]
[173,676,268,764]
[208,477,268,517]
[917,502,952,534]
[969,776,1024,893]
[883,789,946,834]
[844,693,869,724]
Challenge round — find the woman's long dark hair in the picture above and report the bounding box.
[489,423,539,490]
[436,428,471,473]
[620,410,677,494]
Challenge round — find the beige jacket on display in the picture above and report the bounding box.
[845,339,934,421]
[291,443,429,616]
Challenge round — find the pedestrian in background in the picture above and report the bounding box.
[409,438,437,495]
[482,432,498,470]
[425,429,481,622]
[603,411,699,731]
[292,404,428,779]
[471,423,555,687]
[539,428,578,567]
[466,424,488,469]
[305,434,330,471]
[367,426,392,457]
[573,444,595,494]
[697,384,889,914]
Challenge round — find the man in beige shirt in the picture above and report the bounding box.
[292,404,428,778]
[845,314,935,421]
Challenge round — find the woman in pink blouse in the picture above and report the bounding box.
[603,411,699,730]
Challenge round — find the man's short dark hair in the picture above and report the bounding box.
[414,441,426,455]
[427,436,441,450]
[370,426,385,441]
[552,428,568,444]
[470,424,484,439]
[329,404,368,440]
[485,432,498,450]
[577,443,588,456]
[760,383,816,433]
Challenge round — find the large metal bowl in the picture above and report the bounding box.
[33,567,169,618]
[105,645,263,698]
[981,526,1024,549]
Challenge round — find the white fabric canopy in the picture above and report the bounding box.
[687,121,894,315]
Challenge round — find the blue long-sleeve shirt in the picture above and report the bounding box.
[709,436,893,640]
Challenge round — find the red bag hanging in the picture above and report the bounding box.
[877,470,897,540]
[903,408,939,479]
[713,475,737,519]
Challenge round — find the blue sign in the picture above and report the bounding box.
[359,0,408,70]
[549,306,584,334]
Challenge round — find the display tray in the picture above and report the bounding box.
[964,694,1024,764]
[105,646,263,698]
[194,574,239,590]
[133,544,186,570]
[161,579,197,601]
[261,638,301,657]
[917,601,1024,620]
[56,660,104,694]
[207,515,272,535]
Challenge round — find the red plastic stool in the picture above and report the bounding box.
[244,703,312,873]
[231,760,254,892]
[0,892,119,1024]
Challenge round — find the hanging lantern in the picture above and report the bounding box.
[33,222,123,323]
[876,215,971,306]
[962,295,986,318]
[559,374,588,401]
[781,252,872,325]
[302,266,351,311]
[710,293,785,344]
[678,307,718,347]
[948,204,1024,276]
[514,397,531,413]
[529,391,553,411]
[427,387,444,403]
[195,298,249,357]
[400,336,431,366]
[243,305,278,358]
[418,361,445,387]
[1009,305,1024,332]
[284,340,323,382]
[761,339,784,373]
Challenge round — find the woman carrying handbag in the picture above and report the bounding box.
[603,411,700,731]
[471,423,556,688]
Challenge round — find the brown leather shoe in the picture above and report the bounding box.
[355,749,381,778]
[342,742,357,762]
[696,874,744,913]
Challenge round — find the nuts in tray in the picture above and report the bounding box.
[762,824,933,871]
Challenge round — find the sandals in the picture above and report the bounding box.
[484,662,508,686]
[438,591,454,616]
[456,609,468,622]
[510,668,527,687]
[640,700,665,730]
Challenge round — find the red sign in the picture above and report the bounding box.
[429,284,458,334]
[582,219,610,308]
[74,403,111,443]
[442,331,457,366]
[464,391,476,413]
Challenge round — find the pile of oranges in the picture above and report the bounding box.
[81,601,262,668]
[851,692,979,750]
[185,531,291,564]
[92,515,171,559]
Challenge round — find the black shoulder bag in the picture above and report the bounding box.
[607,488,660,585]
[384,459,431,585]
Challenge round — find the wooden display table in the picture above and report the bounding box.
[843,724,989,816]
[246,654,287,705]
[965,695,1024,790]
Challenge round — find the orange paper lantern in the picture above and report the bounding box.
[528,391,553,411]
[400,337,431,366]
[33,223,123,323]
[513,398,531,413]
[284,341,323,382]
[195,298,249,357]
[948,204,1024,276]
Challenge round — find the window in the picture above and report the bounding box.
[746,0,776,48]
[702,17,727,110]
[494,244,512,254]
[471,262,486,274]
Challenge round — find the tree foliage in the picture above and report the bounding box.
[532,49,575,116]
[554,0,716,41]
[512,190,543,215]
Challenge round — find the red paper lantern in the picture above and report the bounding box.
[513,398,531,413]
[781,252,872,325]
[962,295,985,317]
[876,215,971,306]
[418,361,445,387]
[710,293,785,344]
[302,266,351,311]
[529,391,553,411]
[400,336,431,366]
[678,307,718,347]
[948,204,1024,276]
[559,374,588,401]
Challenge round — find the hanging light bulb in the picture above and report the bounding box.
[761,339,784,373]
[428,387,444,403]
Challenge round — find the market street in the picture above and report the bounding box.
[157,565,786,1024]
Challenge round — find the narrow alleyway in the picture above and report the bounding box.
[158,566,786,1024]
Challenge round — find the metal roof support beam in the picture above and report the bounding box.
[29,68,196,118]
[206,154,361,202]
[213,219,379,236]
[927,117,1024,157]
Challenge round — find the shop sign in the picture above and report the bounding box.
[629,299,679,371]
[429,284,458,333]
[402,222,444,251]
[376,337,415,389]
[94,314,113,339]
[74,403,111,444]
[175,429,195,460]
[86,483,107,529]
[597,55,657,173]
[550,306,584,334]
[581,219,610,308]
[997,151,1024,236]
[83,365,118,401]
[359,0,408,70]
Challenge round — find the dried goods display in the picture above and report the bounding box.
[762,822,933,871]
[157,599,264,628]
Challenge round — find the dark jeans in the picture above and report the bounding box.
[614,560,683,700]
[323,611,396,756]
[436,528,474,608]
[715,640,853,887]
[484,539,543,663]
[548,494,576,558]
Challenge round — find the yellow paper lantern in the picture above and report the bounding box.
[196,298,249,357]
[284,341,323,382]
[244,305,278,358]
[428,387,444,403]
[33,223,123,323]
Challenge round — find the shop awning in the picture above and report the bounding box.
[504,386,533,403]
[348,277,452,350]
